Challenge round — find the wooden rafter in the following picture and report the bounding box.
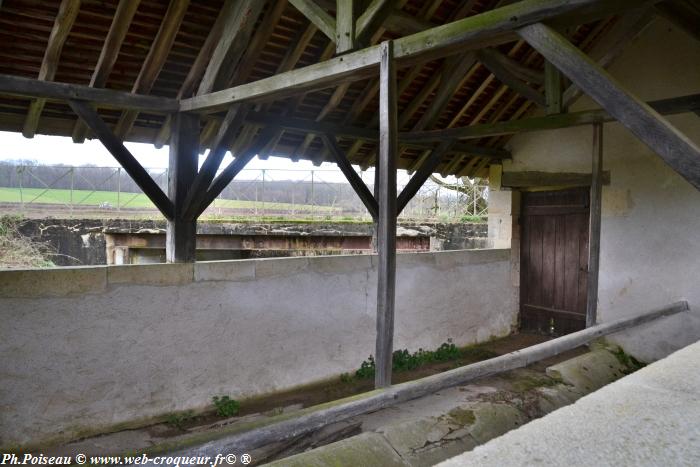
[71,0,140,143]
[477,49,546,108]
[22,0,81,139]
[113,0,190,140]
[153,0,240,148]
[289,0,336,41]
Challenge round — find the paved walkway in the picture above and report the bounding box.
[438,340,700,466]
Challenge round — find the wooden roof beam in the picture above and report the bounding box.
[113,0,189,140]
[402,94,700,141]
[71,0,140,143]
[22,0,81,139]
[181,0,644,114]
[520,22,700,190]
[0,74,179,112]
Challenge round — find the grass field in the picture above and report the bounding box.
[0,187,335,212]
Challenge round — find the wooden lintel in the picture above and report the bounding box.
[180,0,623,113]
[68,100,174,220]
[501,170,610,188]
[520,22,700,191]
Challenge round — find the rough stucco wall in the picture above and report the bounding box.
[0,249,516,448]
[501,18,700,361]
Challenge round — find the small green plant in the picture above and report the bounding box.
[212,395,240,417]
[612,347,646,374]
[165,410,194,430]
[339,372,353,383]
[355,355,376,379]
[351,340,472,380]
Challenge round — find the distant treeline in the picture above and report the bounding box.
[0,161,367,210]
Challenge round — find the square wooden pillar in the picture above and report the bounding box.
[166,113,199,263]
[375,41,397,388]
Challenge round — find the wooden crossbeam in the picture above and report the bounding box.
[71,0,140,143]
[477,49,546,108]
[401,94,700,141]
[113,0,189,140]
[68,100,174,219]
[22,0,81,138]
[290,0,336,41]
[181,0,624,114]
[193,126,279,219]
[0,74,179,112]
[397,141,454,215]
[519,23,700,190]
[322,134,378,218]
[182,104,251,220]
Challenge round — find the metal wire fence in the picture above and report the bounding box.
[0,163,488,221]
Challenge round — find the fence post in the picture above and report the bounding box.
[69,167,74,215]
[116,168,121,212]
[311,170,315,220]
[18,166,24,211]
[261,169,266,217]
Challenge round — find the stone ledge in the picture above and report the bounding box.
[0,266,107,297]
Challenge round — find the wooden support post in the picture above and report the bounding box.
[544,61,562,114]
[586,123,603,326]
[520,23,700,191]
[375,41,397,389]
[166,113,199,263]
[336,0,358,53]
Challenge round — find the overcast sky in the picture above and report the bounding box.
[0,131,447,185]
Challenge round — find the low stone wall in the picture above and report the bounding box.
[0,249,516,449]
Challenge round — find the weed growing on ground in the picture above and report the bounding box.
[612,347,646,374]
[346,339,489,381]
[212,395,240,417]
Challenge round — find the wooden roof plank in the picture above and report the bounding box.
[22,0,81,138]
[113,0,190,140]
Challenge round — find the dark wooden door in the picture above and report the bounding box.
[520,188,590,335]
